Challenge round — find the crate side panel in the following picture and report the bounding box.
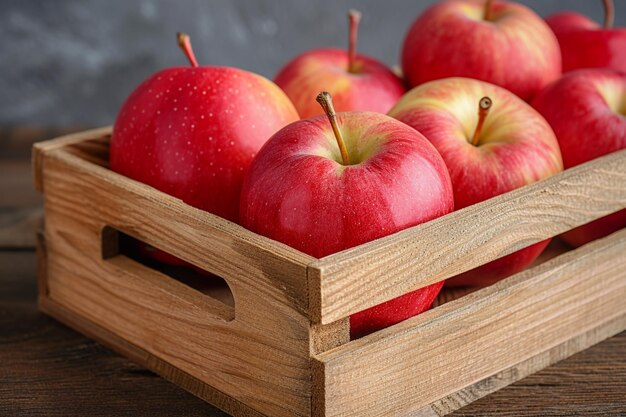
[427,313,626,416]
[45,147,312,317]
[41,151,312,417]
[311,149,626,324]
[314,229,626,416]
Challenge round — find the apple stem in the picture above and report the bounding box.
[316,92,351,165]
[603,0,614,29]
[348,9,362,73]
[176,32,199,67]
[471,97,493,146]
[483,0,494,21]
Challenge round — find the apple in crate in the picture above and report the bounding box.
[274,10,405,118]
[389,78,563,287]
[240,92,454,338]
[546,0,626,73]
[110,33,299,264]
[533,69,626,247]
[401,0,561,102]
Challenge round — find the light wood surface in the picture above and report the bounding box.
[309,149,626,324]
[35,129,320,416]
[31,128,626,416]
[32,126,112,192]
[312,228,626,416]
[3,250,625,417]
[430,314,626,416]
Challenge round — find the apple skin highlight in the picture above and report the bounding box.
[401,0,561,102]
[275,48,406,118]
[240,111,454,338]
[390,77,563,287]
[533,69,626,247]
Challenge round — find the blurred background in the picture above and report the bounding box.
[1,0,624,127]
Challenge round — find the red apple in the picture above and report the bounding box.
[274,10,405,118]
[532,69,626,247]
[240,92,454,338]
[401,0,561,102]
[389,77,563,287]
[111,33,298,221]
[110,33,299,264]
[546,0,626,73]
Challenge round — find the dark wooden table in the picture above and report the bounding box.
[2,127,625,416]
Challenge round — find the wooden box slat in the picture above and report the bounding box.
[33,126,113,191]
[33,127,626,417]
[309,149,626,324]
[312,228,626,416]
[39,143,314,315]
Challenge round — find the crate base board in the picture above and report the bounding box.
[39,294,626,417]
[421,312,626,416]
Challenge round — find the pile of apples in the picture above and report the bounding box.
[110,0,626,338]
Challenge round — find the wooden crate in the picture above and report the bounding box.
[33,127,626,417]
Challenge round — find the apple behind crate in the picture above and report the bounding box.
[33,128,626,416]
[400,0,561,102]
[275,10,406,118]
[389,77,563,287]
[532,68,626,247]
[546,0,626,73]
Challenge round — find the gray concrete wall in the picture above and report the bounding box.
[1,0,622,125]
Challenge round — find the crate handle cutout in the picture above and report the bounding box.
[101,226,236,322]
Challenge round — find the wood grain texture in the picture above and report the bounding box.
[31,129,626,416]
[32,126,111,192]
[35,130,313,313]
[36,130,319,416]
[449,327,626,417]
[309,149,626,324]
[312,228,626,416]
[431,314,626,416]
[0,129,626,417]
[431,238,573,309]
[4,250,626,416]
[1,254,228,417]
[39,297,262,417]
